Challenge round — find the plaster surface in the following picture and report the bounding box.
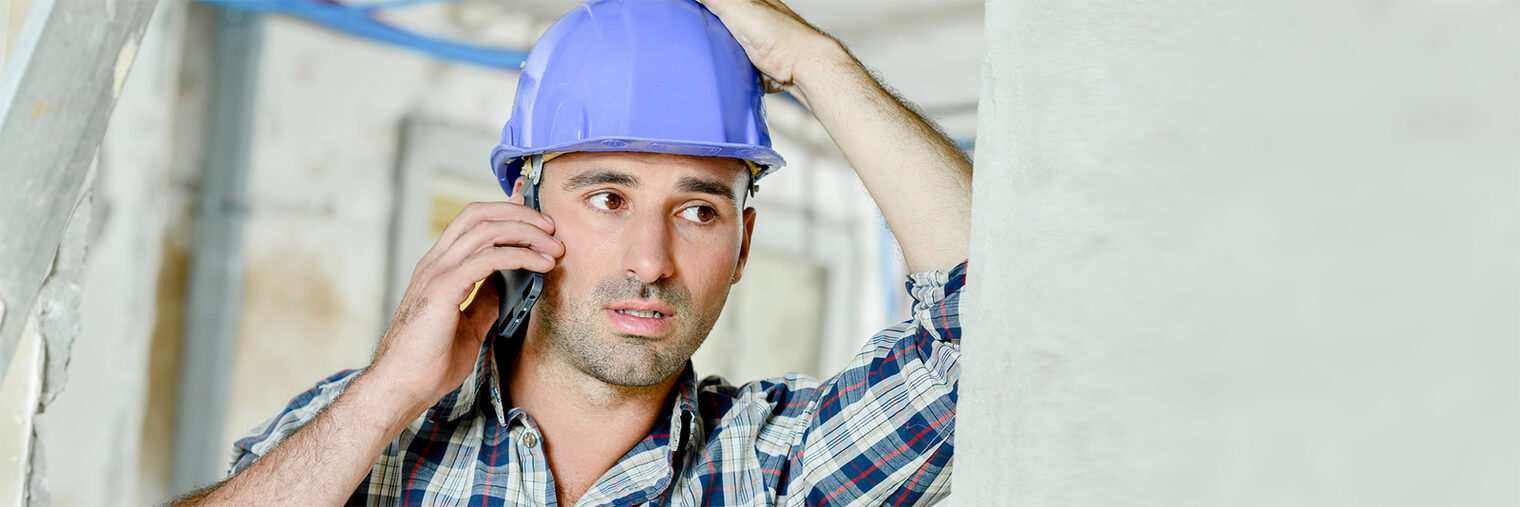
[959,1,1518,505]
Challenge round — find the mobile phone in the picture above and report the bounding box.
[490,266,542,340]
[490,174,545,341]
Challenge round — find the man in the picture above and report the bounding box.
[176,0,969,504]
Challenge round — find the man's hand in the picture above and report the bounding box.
[370,200,563,420]
[695,0,838,97]
[700,0,973,273]
[172,201,563,506]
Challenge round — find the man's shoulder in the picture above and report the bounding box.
[692,371,826,420]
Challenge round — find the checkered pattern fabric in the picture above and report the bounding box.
[230,261,964,506]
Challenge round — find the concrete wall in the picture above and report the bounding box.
[959,1,1518,505]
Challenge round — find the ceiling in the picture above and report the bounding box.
[375,0,984,146]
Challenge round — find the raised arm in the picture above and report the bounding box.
[697,0,973,273]
[172,201,563,505]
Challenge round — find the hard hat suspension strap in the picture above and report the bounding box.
[523,154,544,211]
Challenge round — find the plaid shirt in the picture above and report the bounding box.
[230,261,964,506]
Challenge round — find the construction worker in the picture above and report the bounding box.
[175,0,969,504]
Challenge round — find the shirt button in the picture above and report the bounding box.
[522,431,539,448]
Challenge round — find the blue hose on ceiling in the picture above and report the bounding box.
[195,0,529,70]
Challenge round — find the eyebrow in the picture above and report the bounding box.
[562,170,640,191]
[560,169,740,204]
[678,176,740,204]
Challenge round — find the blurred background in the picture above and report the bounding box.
[0,0,982,504]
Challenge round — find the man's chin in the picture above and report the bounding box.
[586,362,673,388]
[581,339,676,387]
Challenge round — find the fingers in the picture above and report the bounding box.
[405,201,562,315]
[419,201,554,268]
[434,219,564,270]
[436,246,557,306]
[694,0,830,94]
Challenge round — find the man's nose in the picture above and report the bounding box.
[619,212,676,285]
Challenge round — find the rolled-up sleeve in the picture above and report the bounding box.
[226,369,361,476]
[791,260,966,505]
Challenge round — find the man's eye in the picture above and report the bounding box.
[678,206,717,223]
[588,192,624,211]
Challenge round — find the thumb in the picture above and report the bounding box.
[460,273,503,336]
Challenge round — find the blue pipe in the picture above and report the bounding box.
[196,0,528,69]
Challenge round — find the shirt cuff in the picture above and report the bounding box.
[905,260,968,309]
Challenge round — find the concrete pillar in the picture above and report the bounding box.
[959,1,1517,505]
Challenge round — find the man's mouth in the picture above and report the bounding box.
[615,309,665,318]
[605,301,676,336]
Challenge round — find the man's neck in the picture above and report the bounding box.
[504,328,680,506]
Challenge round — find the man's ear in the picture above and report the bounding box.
[508,177,527,204]
[732,207,757,285]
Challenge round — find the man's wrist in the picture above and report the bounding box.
[348,367,430,435]
[789,35,861,104]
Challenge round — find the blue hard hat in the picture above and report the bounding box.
[489,0,786,196]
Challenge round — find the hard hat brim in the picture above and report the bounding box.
[491,137,785,196]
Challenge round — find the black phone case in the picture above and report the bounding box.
[491,268,541,340]
[490,177,545,341]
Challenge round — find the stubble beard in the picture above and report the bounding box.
[537,270,726,387]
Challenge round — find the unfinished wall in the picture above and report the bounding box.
[959,1,1518,505]
[35,1,194,505]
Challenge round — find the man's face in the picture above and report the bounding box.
[520,151,755,387]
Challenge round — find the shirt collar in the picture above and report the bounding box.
[425,332,497,423]
[667,365,702,453]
